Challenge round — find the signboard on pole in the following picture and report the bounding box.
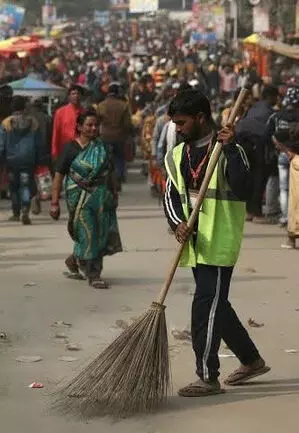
[110,0,129,10]
[94,10,110,26]
[0,4,25,40]
[42,4,57,26]
[190,31,217,46]
[129,0,158,14]
[192,0,200,17]
[213,6,226,39]
[188,2,225,40]
[253,6,269,33]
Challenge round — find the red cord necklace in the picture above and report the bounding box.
[186,142,212,189]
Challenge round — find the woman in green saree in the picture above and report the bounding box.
[50,111,122,289]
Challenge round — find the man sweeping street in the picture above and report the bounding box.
[163,89,270,397]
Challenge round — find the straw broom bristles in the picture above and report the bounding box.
[55,302,171,418]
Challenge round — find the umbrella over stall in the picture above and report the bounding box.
[8,76,66,98]
[4,77,67,114]
[0,36,53,58]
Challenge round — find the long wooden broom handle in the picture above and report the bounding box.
[156,88,249,306]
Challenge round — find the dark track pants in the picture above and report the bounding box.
[192,264,260,382]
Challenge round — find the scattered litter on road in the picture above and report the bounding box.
[88,305,99,313]
[248,318,264,328]
[23,282,37,287]
[120,305,133,312]
[171,328,192,341]
[169,346,180,354]
[169,346,181,359]
[115,320,129,330]
[87,334,101,340]
[0,332,7,340]
[51,321,72,328]
[16,356,43,363]
[66,343,81,351]
[54,333,68,339]
[244,267,257,273]
[28,382,44,389]
[59,356,78,362]
[284,349,299,354]
[219,354,236,358]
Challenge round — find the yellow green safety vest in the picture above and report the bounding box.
[165,142,249,268]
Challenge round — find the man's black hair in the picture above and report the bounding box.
[11,95,27,112]
[108,82,120,96]
[139,76,148,85]
[168,89,211,119]
[0,85,13,98]
[68,84,84,95]
[275,124,299,155]
[178,81,192,93]
[261,85,279,100]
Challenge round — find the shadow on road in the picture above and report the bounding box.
[163,378,299,414]
[118,214,164,221]
[244,233,285,239]
[0,236,52,242]
[233,275,286,282]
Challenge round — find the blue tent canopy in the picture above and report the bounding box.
[7,77,67,97]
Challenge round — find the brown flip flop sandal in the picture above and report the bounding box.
[224,365,271,386]
[178,380,226,397]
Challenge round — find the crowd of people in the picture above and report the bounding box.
[0,14,299,399]
[0,15,298,291]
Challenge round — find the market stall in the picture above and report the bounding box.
[243,34,299,81]
[243,34,270,78]
[0,36,53,59]
[7,76,66,114]
[8,76,66,97]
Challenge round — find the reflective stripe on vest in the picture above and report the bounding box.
[180,188,242,203]
[165,150,178,188]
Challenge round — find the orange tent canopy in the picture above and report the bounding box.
[0,36,53,58]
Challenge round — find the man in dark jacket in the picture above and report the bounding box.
[246,85,279,125]
[0,85,13,199]
[264,87,299,226]
[240,85,279,223]
[235,117,267,221]
[27,99,53,215]
[0,96,41,225]
[97,82,132,190]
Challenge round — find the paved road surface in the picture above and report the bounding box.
[0,166,298,433]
